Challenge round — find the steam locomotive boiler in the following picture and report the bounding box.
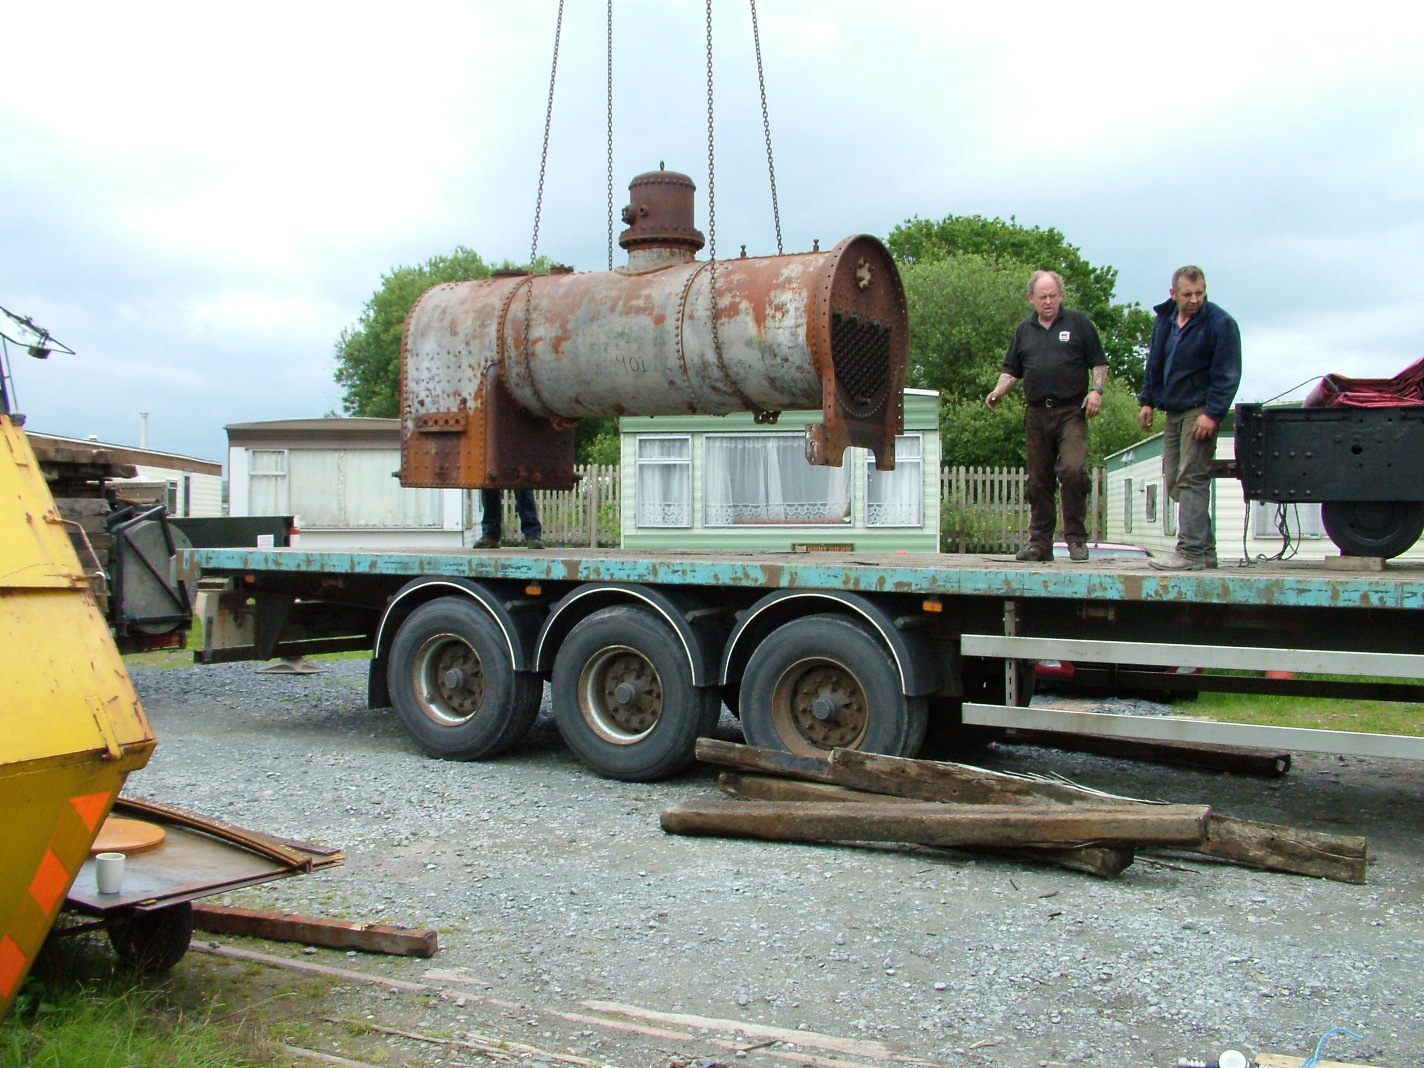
[399,168,908,490]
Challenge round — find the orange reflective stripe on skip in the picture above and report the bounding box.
[29,849,71,917]
[0,936,25,999]
[0,789,116,1006]
[70,790,113,832]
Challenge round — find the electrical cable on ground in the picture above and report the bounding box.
[1301,1025,1362,1068]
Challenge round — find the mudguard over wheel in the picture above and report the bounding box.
[1321,500,1424,559]
[738,614,926,759]
[388,597,543,760]
[109,902,193,973]
[551,605,721,781]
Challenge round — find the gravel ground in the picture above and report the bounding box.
[124,661,1424,1068]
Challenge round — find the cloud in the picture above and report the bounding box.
[3,0,1424,467]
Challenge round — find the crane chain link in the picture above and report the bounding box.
[749,0,782,256]
[704,0,724,380]
[606,0,615,271]
[526,0,566,377]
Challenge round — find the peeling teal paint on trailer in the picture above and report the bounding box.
[182,547,1424,610]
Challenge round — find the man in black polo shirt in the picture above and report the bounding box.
[986,270,1108,562]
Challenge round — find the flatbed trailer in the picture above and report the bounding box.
[180,546,1424,780]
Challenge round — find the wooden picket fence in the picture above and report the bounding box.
[502,464,622,547]
[940,465,1103,554]
[516,463,1100,552]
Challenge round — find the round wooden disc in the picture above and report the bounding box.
[89,817,167,857]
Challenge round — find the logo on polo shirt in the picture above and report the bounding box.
[1059,331,1071,341]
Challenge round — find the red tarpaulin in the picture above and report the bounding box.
[1304,354,1424,408]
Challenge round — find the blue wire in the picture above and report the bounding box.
[1301,1026,1363,1067]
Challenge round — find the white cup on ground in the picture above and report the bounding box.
[95,851,126,894]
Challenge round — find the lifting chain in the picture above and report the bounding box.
[525,0,566,375]
[704,0,724,380]
[605,0,615,271]
[749,0,782,256]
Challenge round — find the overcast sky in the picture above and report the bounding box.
[3,2,1422,465]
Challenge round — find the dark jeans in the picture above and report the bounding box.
[480,488,542,541]
[1023,403,1089,552]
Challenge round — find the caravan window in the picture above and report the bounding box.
[1252,501,1324,539]
[704,433,851,526]
[635,435,692,528]
[866,434,923,527]
[248,450,289,514]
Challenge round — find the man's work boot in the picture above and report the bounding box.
[524,538,546,549]
[1148,552,1207,571]
[1014,546,1052,562]
[473,536,500,549]
[1067,542,1090,562]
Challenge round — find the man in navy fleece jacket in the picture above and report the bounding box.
[1136,265,1241,570]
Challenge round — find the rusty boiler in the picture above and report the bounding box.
[400,168,908,490]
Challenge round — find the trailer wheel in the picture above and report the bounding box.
[389,598,542,760]
[1322,500,1424,559]
[109,902,192,974]
[738,614,926,758]
[551,605,720,781]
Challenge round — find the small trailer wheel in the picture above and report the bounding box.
[1321,500,1424,559]
[109,902,193,974]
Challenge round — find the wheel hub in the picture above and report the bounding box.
[776,661,867,750]
[581,646,663,744]
[414,634,486,726]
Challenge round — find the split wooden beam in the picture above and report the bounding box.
[692,739,1368,883]
[830,749,1367,884]
[716,773,1134,878]
[191,904,438,957]
[697,738,1133,877]
[661,798,1211,849]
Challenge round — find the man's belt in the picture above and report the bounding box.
[1028,396,1081,408]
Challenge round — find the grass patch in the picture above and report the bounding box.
[1189,674,1424,737]
[2,933,276,1068]
[123,616,370,671]
[1,928,397,1068]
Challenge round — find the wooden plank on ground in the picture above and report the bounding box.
[191,904,438,957]
[1002,727,1292,777]
[661,798,1210,848]
[1197,817,1367,885]
[695,737,836,783]
[830,749,1367,883]
[716,772,1134,878]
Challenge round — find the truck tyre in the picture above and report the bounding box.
[109,902,192,973]
[738,614,927,759]
[1321,500,1424,559]
[388,598,542,760]
[551,605,720,781]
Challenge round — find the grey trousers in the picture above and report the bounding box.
[1162,407,1217,561]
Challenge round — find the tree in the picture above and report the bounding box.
[901,252,1032,406]
[335,247,495,418]
[333,248,619,463]
[889,213,1152,386]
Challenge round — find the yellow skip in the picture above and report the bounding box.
[0,414,155,1021]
